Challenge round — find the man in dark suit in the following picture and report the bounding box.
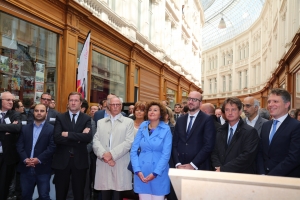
[173,103,182,122]
[0,92,22,200]
[16,104,56,199]
[211,97,259,173]
[52,92,92,200]
[172,91,216,170]
[28,92,59,125]
[257,88,300,177]
[243,97,268,136]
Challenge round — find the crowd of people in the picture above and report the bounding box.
[0,88,300,200]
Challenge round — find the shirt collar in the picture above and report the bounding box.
[34,120,46,128]
[68,110,80,117]
[188,110,200,118]
[274,113,288,123]
[110,113,122,121]
[228,120,239,132]
[246,113,259,124]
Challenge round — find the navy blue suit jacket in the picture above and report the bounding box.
[172,111,216,170]
[257,115,300,177]
[16,122,56,175]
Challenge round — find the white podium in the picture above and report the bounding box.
[169,169,300,200]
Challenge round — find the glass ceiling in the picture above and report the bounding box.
[200,0,265,50]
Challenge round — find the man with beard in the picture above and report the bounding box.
[243,97,268,136]
[172,91,216,171]
[16,104,56,199]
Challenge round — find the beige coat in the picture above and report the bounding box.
[93,114,134,191]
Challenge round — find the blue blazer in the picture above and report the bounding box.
[16,122,56,175]
[257,115,300,177]
[172,111,216,170]
[130,121,172,196]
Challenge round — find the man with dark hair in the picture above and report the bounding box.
[28,92,58,125]
[13,99,27,122]
[80,100,89,113]
[52,92,92,200]
[16,104,56,200]
[173,103,182,122]
[49,99,56,109]
[211,97,259,173]
[0,92,22,200]
[243,97,268,136]
[257,88,300,177]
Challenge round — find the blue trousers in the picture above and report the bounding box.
[20,169,51,200]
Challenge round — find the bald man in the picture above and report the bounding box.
[243,97,268,136]
[201,103,222,131]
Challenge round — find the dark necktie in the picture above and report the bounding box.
[186,116,194,138]
[72,114,76,129]
[269,120,279,144]
[228,128,233,145]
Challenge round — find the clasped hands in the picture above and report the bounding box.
[62,127,90,137]
[137,172,155,183]
[177,164,195,170]
[25,158,39,167]
[102,152,115,167]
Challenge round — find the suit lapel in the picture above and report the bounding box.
[65,112,73,130]
[186,111,202,140]
[36,122,47,144]
[269,116,290,148]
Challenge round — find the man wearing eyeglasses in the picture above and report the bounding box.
[0,92,22,200]
[93,96,134,199]
[243,97,268,136]
[172,91,216,171]
[28,93,59,125]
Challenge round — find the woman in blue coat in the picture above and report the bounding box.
[130,101,172,200]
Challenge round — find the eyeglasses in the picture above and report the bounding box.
[2,99,14,102]
[187,97,201,102]
[110,104,121,107]
[41,98,51,101]
[243,104,253,108]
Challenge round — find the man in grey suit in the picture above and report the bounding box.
[243,97,268,136]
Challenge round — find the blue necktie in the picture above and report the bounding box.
[269,120,279,144]
[186,116,194,138]
[228,128,233,145]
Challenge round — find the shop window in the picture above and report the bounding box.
[90,50,126,103]
[0,12,58,109]
[166,88,176,108]
[182,91,188,103]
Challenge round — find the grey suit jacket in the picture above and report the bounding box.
[244,115,268,136]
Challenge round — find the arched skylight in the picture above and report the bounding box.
[200,0,265,50]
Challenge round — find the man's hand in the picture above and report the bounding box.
[12,121,18,124]
[107,160,115,167]
[215,167,220,172]
[181,164,194,170]
[25,158,32,167]
[82,128,90,134]
[102,152,112,162]
[30,158,40,166]
[177,165,186,169]
[62,131,68,137]
[137,172,147,183]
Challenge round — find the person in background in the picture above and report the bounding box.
[173,103,182,122]
[93,96,134,200]
[0,92,22,200]
[211,97,259,174]
[13,100,27,122]
[16,104,56,200]
[131,101,172,200]
[100,99,107,110]
[182,105,189,115]
[80,100,89,114]
[243,97,268,137]
[294,108,300,121]
[201,103,221,131]
[180,101,187,114]
[217,107,227,125]
[215,107,222,118]
[128,105,135,117]
[89,105,99,119]
[52,92,92,200]
[161,100,169,107]
[259,108,270,120]
[133,101,147,136]
[288,109,296,118]
[164,106,177,200]
[49,99,56,109]
[257,88,300,177]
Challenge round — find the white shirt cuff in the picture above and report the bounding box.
[190,162,198,170]
[175,163,182,168]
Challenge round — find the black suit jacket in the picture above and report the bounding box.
[211,119,259,173]
[0,110,22,165]
[16,122,56,174]
[52,112,92,170]
[257,115,300,177]
[172,111,216,170]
